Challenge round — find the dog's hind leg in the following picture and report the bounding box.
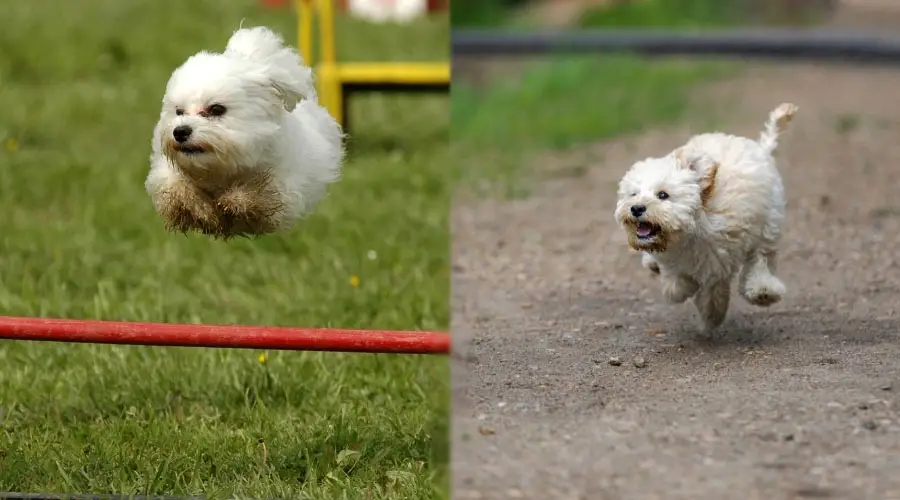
[694,280,731,334]
[739,249,785,307]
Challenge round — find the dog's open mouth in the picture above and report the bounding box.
[177,145,205,155]
[635,221,661,240]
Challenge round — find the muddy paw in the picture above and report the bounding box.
[746,289,782,307]
[152,184,223,236]
[743,280,785,307]
[216,181,284,237]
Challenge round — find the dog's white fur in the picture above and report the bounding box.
[614,103,798,334]
[146,26,343,237]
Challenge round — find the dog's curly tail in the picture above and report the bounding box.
[759,102,799,155]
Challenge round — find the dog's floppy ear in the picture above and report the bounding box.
[675,147,719,206]
[224,26,317,112]
[270,73,312,112]
[263,62,316,112]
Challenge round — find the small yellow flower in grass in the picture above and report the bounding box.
[5,138,19,152]
[257,351,268,364]
[349,274,360,287]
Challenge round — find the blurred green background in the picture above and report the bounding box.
[452,0,832,195]
[452,0,834,28]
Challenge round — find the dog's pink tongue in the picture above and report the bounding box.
[636,224,652,237]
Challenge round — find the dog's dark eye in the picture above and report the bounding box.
[175,109,184,116]
[208,104,227,117]
[657,191,670,200]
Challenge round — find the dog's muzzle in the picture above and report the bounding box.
[634,220,660,240]
[626,205,660,241]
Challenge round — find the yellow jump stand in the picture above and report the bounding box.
[296,0,450,131]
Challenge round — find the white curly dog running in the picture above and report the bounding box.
[614,103,798,334]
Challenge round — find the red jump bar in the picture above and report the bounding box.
[0,316,449,355]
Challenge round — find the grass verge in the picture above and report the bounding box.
[577,0,831,29]
[451,55,728,195]
[450,0,754,193]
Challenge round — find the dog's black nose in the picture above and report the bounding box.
[173,125,193,143]
[630,204,646,217]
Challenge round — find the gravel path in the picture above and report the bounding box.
[451,44,900,500]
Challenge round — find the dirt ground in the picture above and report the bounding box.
[451,10,900,500]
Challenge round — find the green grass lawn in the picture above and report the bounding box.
[452,56,724,152]
[577,0,831,29]
[576,0,745,29]
[0,1,448,499]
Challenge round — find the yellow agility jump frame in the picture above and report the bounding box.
[295,0,450,131]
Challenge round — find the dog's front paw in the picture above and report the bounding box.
[742,276,785,307]
[215,171,285,237]
[641,252,660,275]
[695,281,731,333]
[151,180,223,235]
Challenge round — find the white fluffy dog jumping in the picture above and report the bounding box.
[614,103,798,334]
[146,26,344,238]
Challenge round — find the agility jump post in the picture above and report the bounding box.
[0,316,450,355]
[296,0,450,131]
